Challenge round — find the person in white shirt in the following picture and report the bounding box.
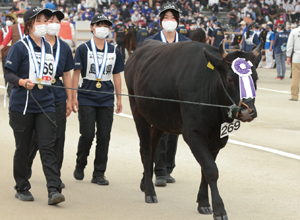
[287,25,300,100]
[296,2,300,21]
[131,9,141,26]
[265,0,274,6]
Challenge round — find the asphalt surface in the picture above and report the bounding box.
[0,64,299,220]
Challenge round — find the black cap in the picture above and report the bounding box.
[278,23,285,29]
[24,6,52,22]
[159,3,180,15]
[90,14,113,26]
[51,10,64,21]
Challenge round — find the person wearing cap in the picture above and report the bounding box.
[58,13,75,48]
[211,21,224,47]
[265,23,275,68]
[114,16,126,60]
[242,23,259,52]
[82,7,94,21]
[142,2,153,23]
[27,10,74,189]
[273,24,288,79]
[144,2,190,187]
[0,9,25,97]
[274,15,284,28]
[176,18,189,37]
[137,21,149,47]
[45,0,56,10]
[72,14,124,185]
[148,16,160,32]
[287,22,300,100]
[4,6,65,205]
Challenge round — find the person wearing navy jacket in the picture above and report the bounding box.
[273,24,289,79]
[27,10,74,189]
[211,21,224,48]
[144,3,190,187]
[4,6,65,205]
[242,23,259,52]
[72,14,124,186]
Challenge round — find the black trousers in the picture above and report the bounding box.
[116,40,126,61]
[154,133,179,177]
[2,56,12,97]
[9,110,61,194]
[76,106,113,178]
[28,101,67,177]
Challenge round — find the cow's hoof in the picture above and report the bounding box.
[145,195,158,203]
[140,180,145,192]
[198,206,213,215]
[214,214,228,220]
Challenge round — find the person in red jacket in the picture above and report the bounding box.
[275,15,284,28]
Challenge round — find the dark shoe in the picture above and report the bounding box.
[91,176,109,185]
[60,182,65,189]
[48,192,65,205]
[15,190,34,201]
[155,176,167,187]
[166,173,176,183]
[289,98,298,101]
[73,168,84,180]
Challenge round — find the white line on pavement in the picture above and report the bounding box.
[258,87,290,94]
[115,112,300,161]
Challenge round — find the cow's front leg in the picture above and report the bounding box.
[182,131,227,220]
[197,150,219,215]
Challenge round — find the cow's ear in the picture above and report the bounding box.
[203,49,225,74]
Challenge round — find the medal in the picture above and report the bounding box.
[52,78,56,84]
[96,81,101,88]
[91,37,108,85]
[37,78,43,89]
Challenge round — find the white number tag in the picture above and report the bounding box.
[220,119,241,138]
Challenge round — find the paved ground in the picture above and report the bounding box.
[0,63,299,220]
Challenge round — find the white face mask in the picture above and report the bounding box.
[122,6,126,10]
[135,11,139,15]
[157,6,160,10]
[32,24,48,38]
[94,27,110,39]
[86,9,90,12]
[254,5,257,8]
[17,18,24,24]
[204,18,208,21]
[162,20,177,32]
[280,18,283,21]
[145,6,148,9]
[6,20,13,26]
[247,14,250,17]
[47,23,61,36]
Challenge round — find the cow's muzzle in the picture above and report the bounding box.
[236,99,257,122]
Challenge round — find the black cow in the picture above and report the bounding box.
[124,40,262,220]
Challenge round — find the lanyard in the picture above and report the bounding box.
[18,24,24,39]
[53,37,60,76]
[26,35,45,81]
[160,30,178,43]
[90,37,108,81]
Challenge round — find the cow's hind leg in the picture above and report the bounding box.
[132,111,157,203]
[182,132,228,220]
[197,150,219,215]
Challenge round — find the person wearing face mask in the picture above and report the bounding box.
[242,23,259,52]
[211,21,224,47]
[131,9,141,26]
[78,0,88,13]
[273,24,288,79]
[27,10,74,189]
[4,6,65,205]
[59,13,75,48]
[57,0,68,13]
[153,3,161,17]
[82,7,94,21]
[265,23,275,68]
[268,5,278,23]
[0,10,26,97]
[137,22,149,47]
[142,3,153,23]
[227,7,238,28]
[148,16,160,32]
[120,3,130,20]
[114,16,126,60]
[275,15,284,27]
[144,3,190,187]
[72,14,124,185]
[253,3,262,17]
[176,18,190,37]
[0,13,16,80]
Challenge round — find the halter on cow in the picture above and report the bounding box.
[125,39,262,220]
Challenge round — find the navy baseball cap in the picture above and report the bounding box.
[180,18,185,23]
[24,6,52,22]
[211,16,217,21]
[214,21,221,26]
[91,13,113,26]
[159,3,180,15]
[51,10,64,21]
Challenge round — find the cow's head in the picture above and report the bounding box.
[203,41,263,122]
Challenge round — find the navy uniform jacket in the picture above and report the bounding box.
[211,27,224,47]
[137,28,149,47]
[51,37,74,103]
[273,31,288,55]
[176,25,190,38]
[5,36,55,113]
[74,41,124,107]
[144,31,191,43]
[242,30,259,52]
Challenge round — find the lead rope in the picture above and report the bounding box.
[24,82,57,128]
